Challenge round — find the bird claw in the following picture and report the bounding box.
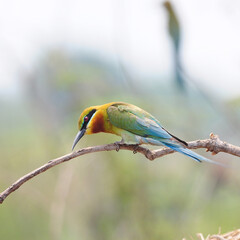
[114,140,124,152]
[133,144,139,154]
[115,143,120,152]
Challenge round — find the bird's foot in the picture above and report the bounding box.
[133,144,140,154]
[114,139,124,152]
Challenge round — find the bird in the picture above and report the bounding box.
[163,1,185,90]
[72,102,219,164]
[163,1,180,52]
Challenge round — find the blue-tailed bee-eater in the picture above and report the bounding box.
[72,102,219,164]
[163,1,185,90]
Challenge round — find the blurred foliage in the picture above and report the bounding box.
[0,48,240,240]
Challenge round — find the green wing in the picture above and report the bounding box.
[107,103,171,139]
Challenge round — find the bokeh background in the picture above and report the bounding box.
[1,0,240,239]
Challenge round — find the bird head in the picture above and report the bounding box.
[72,106,98,151]
[163,1,171,8]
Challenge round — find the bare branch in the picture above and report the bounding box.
[0,133,239,204]
[194,228,240,240]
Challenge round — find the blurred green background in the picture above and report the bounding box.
[1,0,240,239]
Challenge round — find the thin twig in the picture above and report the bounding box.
[193,228,240,240]
[0,133,239,204]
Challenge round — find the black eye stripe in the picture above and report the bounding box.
[86,109,97,119]
[81,109,96,130]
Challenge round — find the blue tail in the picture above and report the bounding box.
[163,143,224,166]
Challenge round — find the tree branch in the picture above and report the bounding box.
[0,133,239,204]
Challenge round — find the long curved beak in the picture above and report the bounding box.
[72,129,86,151]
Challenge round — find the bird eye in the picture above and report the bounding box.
[84,116,89,122]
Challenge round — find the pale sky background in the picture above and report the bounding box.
[0,0,240,99]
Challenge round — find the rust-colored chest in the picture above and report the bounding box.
[90,110,108,134]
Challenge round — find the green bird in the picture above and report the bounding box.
[72,102,220,164]
[163,1,185,90]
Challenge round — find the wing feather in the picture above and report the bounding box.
[107,104,171,139]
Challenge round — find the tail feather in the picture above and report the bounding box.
[163,143,225,166]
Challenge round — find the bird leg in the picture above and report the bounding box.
[114,139,124,152]
[114,139,139,153]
